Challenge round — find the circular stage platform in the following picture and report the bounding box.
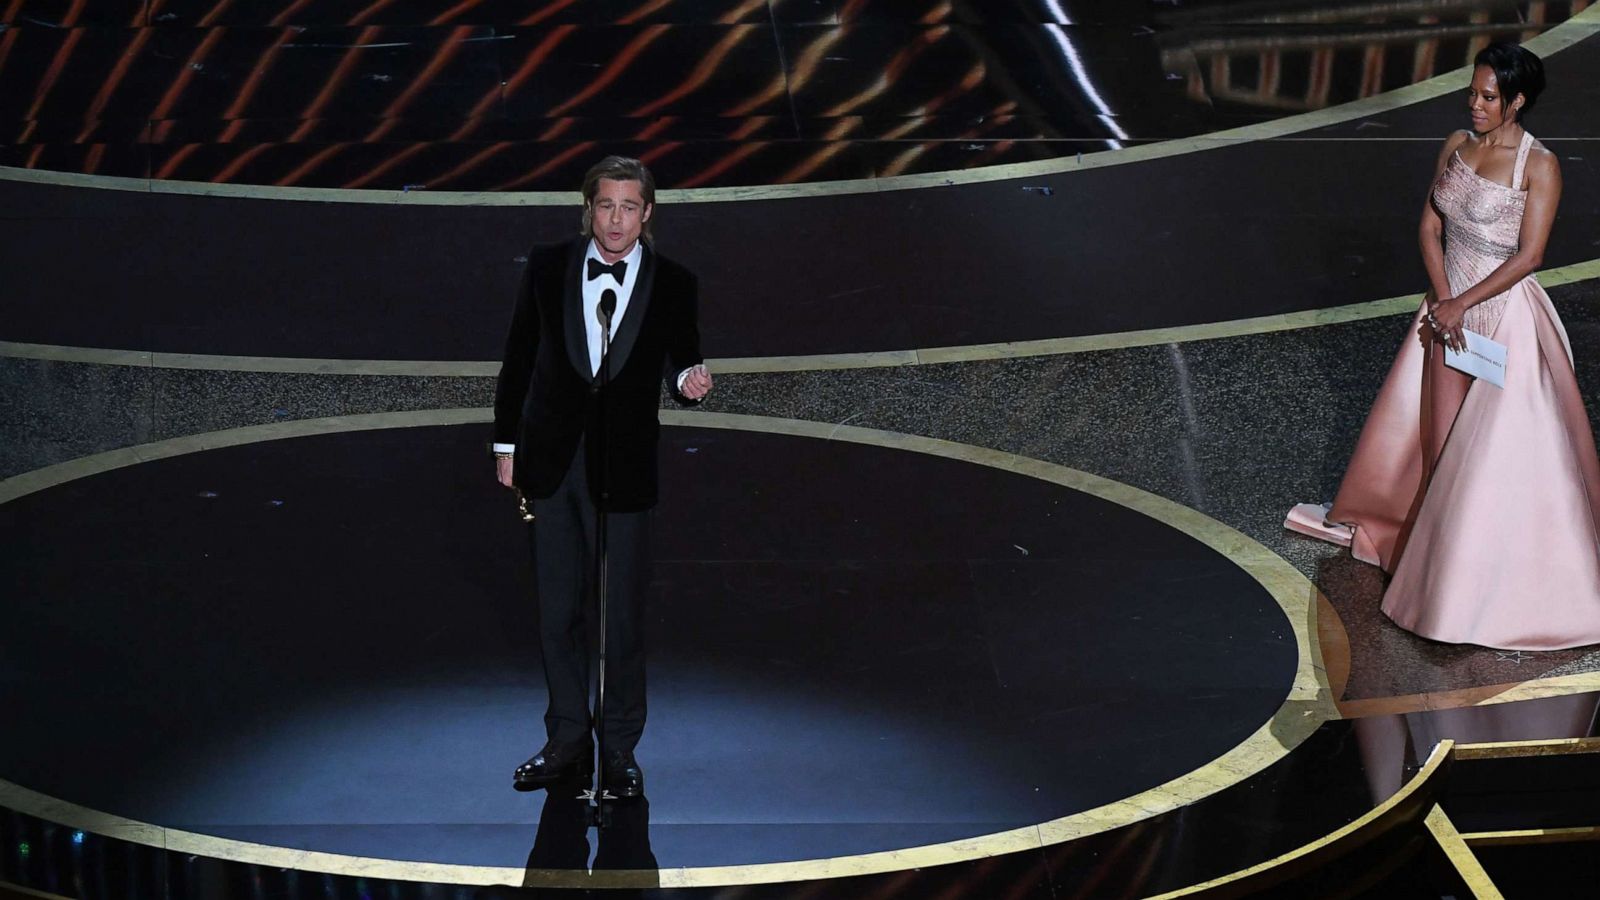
[1,416,1300,875]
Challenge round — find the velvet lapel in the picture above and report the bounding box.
[562,238,591,383]
[606,243,655,381]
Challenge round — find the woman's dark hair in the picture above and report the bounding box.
[1474,42,1545,122]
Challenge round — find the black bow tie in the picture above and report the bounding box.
[587,258,627,283]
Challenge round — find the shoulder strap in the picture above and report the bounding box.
[1511,131,1534,191]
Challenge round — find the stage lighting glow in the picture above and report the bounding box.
[72,831,85,844]
[1041,0,1073,25]
[1040,20,1130,149]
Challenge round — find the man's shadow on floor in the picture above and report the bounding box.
[476,782,660,899]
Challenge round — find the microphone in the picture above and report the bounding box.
[598,288,617,330]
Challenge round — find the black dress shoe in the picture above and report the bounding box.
[514,739,594,791]
[602,749,644,798]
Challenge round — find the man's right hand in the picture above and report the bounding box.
[496,456,515,488]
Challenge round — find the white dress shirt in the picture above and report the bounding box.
[582,238,642,377]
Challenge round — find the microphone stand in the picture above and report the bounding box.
[584,290,617,829]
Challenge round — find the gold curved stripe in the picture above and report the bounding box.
[0,8,1594,204]
[1316,590,1352,702]
[6,256,1599,375]
[0,408,1334,889]
[716,256,1600,371]
[1337,671,1600,720]
[1146,740,1454,899]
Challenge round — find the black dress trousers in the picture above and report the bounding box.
[530,439,650,751]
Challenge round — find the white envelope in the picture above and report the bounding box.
[1444,329,1507,388]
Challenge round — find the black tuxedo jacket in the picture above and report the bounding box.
[494,237,703,512]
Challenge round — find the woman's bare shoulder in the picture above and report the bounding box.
[1526,139,1559,170]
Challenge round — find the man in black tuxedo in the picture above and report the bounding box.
[493,156,711,797]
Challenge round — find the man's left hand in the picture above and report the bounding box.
[681,364,713,400]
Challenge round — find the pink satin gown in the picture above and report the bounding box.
[1324,131,1600,650]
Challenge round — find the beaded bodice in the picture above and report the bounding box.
[1430,131,1533,336]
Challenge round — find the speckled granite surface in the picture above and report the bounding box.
[6,281,1600,705]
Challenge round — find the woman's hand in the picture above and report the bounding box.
[1427,297,1468,353]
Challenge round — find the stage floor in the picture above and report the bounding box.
[2,420,1302,869]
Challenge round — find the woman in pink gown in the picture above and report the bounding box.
[1288,43,1600,650]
